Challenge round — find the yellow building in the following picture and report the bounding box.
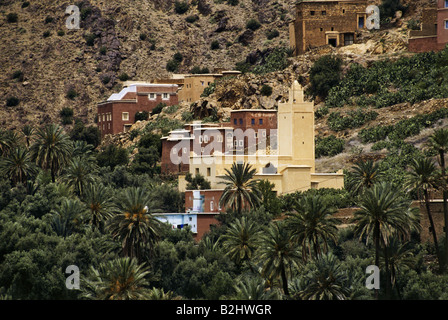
[178,80,344,195]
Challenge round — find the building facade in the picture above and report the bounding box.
[159,81,344,240]
[97,83,179,136]
[408,0,448,52]
[289,0,368,55]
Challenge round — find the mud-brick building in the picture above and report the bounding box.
[289,0,368,55]
[97,83,178,137]
[408,0,448,53]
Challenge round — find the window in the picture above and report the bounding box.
[344,33,354,46]
[322,11,326,15]
[251,118,255,125]
[445,20,448,29]
[233,118,237,125]
[195,168,200,175]
[320,28,323,32]
[259,119,263,125]
[358,17,365,28]
[445,0,448,8]
[239,118,243,125]
[310,11,315,15]
[162,93,169,100]
[102,114,105,122]
[122,112,129,121]
[98,114,101,122]
[149,93,156,100]
[201,81,205,86]
[343,9,345,13]
[207,167,211,176]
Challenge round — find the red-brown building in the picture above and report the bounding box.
[97,83,179,136]
[408,0,448,52]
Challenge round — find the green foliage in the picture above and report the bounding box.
[201,82,216,97]
[359,108,448,143]
[250,47,292,74]
[307,55,343,99]
[84,33,96,46]
[174,0,190,14]
[60,107,74,125]
[328,109,378,132]
[185,172,211,190]
[210,40,220,50]
[260,84,273,97]
[70,120,101,148]
[6,13,18,23]
[315,135,345,158]
[246,19,261,31]
[326,49,448,108]
[66,88,78,100]
[6,96,19,107]
[266,29,279,40]
[186,15,199,23]
[118,72,129,81]
[135,111,149,122]
[96,144,128,170]
[151,103,166,116]
[379,0,407,21]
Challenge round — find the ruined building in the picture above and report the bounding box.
[289,0,368,55]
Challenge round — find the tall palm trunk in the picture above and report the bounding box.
[424,188,442,270]
[374,221,380,299]
[440,149,448,271]
[280,261,289,296]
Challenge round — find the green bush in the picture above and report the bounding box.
[227,0,239,5]
[246,19,261,31]
[42,31,51,38]
[57,30,65,36]
[6,13,18,23]
[151,103,166,116]
[60,107,74,125]
[201,82,216,97]
[174,1,190,14]
[66,88,78,100]
[139,33,147,41]
[6,96,19,107]
[266,29,279,40]
[210,40,220,50]
[118,73,129,81]
[21,2,30,8]
[315,135,345,158]
[327,109,378,132]
[135,111,149,122]
[99,46,107,55]
[251,47,292,74]
[12,70,23,81]
[260,84,273,97]
[186,15,199,23]
[307,55,342,99]
[84,33,96,46]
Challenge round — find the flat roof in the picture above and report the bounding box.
[230,109,277,113]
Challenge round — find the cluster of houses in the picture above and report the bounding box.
[96,0,448,240]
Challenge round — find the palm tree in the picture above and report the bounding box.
[347,160,383,196]
[219,162,261,215]
[232,275,281,300]
[63,157,97,196]
[21,125,35,148]
[352,182,420,298]
[220,216,261,270]
[107,187,162,262]
[51,198,86,238]
[31,124,72,182]
[405,157,441,268]
[81,257,151,300]
[255,221,301,296]
[286,194,339,262]
[297,253,350,300]
[83,183,117,230]
[0,147,37,185]
[427,128,448,269]
[379,239,415,299]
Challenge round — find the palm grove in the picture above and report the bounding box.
[1,116,448,300]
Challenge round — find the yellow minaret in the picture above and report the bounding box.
[278,80,315,173]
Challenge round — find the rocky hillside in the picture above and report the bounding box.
[0,0,293,130]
